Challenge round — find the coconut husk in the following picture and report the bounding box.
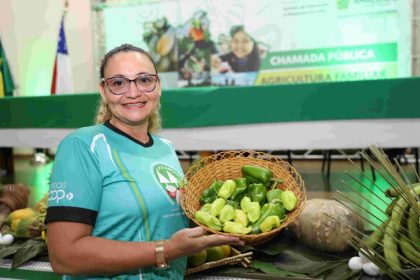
[0,184,30,211]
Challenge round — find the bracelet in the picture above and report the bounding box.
[155,240,169,269]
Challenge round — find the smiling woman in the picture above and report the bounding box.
[44,43,243,280]
[97,45,162,135]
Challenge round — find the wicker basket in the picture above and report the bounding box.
[181,150,306,245]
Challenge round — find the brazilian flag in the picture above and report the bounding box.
[0,38,15,97]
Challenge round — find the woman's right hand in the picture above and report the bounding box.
[164,227,244,261]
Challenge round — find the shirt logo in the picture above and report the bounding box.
[48,181,74,203]
[153,164,182,200]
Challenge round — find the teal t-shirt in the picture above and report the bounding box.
[46,122,189,280]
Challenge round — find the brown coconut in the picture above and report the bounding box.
[288,198,363,253]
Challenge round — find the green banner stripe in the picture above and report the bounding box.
[0,77,420,129]
[261,43,397,69]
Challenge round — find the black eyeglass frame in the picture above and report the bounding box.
[101,74,160,96]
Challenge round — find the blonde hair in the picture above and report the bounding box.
[95,99,161,133]
[94,43,162,133]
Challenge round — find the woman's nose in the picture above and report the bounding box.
[125,81,142,98]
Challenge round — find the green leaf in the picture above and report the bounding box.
[309,259,346,277]
[242,232,296,256]
[274,250,343,274]
[0,244,21,258]
[12,239,47,269]
[252,260,307,277]
[322,260,360,280]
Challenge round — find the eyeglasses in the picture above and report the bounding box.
[102,74,159,95]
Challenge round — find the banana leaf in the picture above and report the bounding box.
[322,261,360,280]
[252,260,307,277]
[241,229,358,279]
[0,243,21,259]
[11,238,47,269]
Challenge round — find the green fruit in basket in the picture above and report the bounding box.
[234,209,248,227]
[240,196,252,213]
[188,249,207,267]
[281,190,297,211]
[210,198,226,217]
[194,210,222,231]
[206,246,225,262]
[259,215,281,233]
[251,202,285,234]
[223,221,252,235]
[246,202,261,223]
[218,180,236,200]
[219,205,235,223]
[200,203,212,213]
[241,165,273,184]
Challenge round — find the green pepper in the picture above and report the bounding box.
[231,178,248,202]
[241,165,273,184]
[223,221,251,235]
[234,209,249,227]
[280,190,297,211]
[261,202,285,218]
[210,198,226,217]
[219,205,236,223]
[248,183,267,206]
[251,202,286,234]
[218,179,236,200]
[247,201,261,223]
[266,189,283,203]
[226,199,239,209]
[194,210,222,231]
[240,196,252,213]
[265,178,284,189]
[259,215,281,233]
[200,180,223,204]
[200,203,212,213]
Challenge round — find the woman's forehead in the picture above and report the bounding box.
[105,52,155,75]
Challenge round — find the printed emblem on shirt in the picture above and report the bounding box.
[48,181,74,203]
[153,164,182,201]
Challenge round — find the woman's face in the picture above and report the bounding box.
[231,30,254,59]
[99,51,160,129]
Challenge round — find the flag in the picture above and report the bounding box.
[51,14,73,95]
[0,39,15,97]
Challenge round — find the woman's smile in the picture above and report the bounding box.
[122,101,147,109]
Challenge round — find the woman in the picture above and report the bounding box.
[212,26,261,73]
[45,43,243,279]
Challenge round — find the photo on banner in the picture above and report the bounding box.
[102,0,411,89]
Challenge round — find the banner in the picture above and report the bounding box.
[51,14,74,95]
[103,0,411,88]
[0,39,15,97]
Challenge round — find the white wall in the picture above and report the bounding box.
[0,0,96,96]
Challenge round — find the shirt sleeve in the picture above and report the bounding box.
[45,135,103,225]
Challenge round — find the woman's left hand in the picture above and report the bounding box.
[164,227,244,261]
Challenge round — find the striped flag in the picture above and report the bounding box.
[51,14,73,95]
[0,39,15,97]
